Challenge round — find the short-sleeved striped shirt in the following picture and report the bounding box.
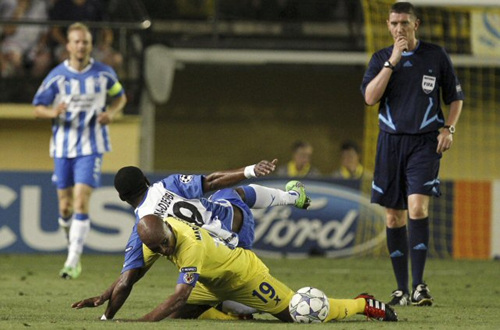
[32,58,124,158]
[121,174,248,274]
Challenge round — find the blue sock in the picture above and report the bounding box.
[239,186,256,208]
[386,226,409,293]
[74,213,89,221]
[409,217,429,289]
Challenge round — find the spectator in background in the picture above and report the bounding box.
[0,0,52,77]
[277,140,321,178]
[332,140,368,180]
[49,0,123,73]
[92,28,123,75]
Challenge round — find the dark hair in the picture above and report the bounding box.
[291,140,311,152]
[390,2,418,20]
[114,166,150,202]
[340,140,361,154]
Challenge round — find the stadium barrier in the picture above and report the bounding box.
[0,171,498,260]
[0,104,141,172]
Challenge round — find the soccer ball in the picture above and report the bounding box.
[289,286,330,323]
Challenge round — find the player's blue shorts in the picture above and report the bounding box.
[371,131,442,210]
[209,188,255,250]
[52,154,103,189]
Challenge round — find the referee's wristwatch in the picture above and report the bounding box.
[443,125,455,134]
[384,60,395,70]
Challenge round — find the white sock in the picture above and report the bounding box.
[248,184,298,208]
[65,218,90,268]
[221,300,258,315]
[58,216,72,241]
[58,216,72,227]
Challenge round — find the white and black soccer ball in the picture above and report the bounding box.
[289,286,330,323]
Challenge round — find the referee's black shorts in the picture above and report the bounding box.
[371,130,442,210]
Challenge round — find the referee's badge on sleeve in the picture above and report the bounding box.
[422,75,436,94]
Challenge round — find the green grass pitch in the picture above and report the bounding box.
[0,254,498,329]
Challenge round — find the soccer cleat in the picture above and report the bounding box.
[411,284,433,306]
[285,180,311,209]
[59,262,81,280]
[388,289,410,306]
[58,218,72,242]
[355,293,398,322]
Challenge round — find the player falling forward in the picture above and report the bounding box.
[113,215,398,322]
[72,159,311,319]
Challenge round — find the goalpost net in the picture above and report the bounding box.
[360,0,500,258]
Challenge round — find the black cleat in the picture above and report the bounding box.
[411,284,433,306]
[388,289,410,306]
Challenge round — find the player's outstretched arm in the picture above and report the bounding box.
[71,276,124,310]
[102,268,147,319]
[132,283,193,322]
[71,267,146,320]
[203,159,278,193]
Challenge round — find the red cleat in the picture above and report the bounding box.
[355,293,398,322]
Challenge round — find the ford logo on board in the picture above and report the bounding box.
[251,180,386,258]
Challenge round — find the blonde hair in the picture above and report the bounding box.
[66,22,91,39]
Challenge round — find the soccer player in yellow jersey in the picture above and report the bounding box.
[131,215,398,322]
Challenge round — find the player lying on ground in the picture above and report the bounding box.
[72,159,311,319]
[114,215,398,322]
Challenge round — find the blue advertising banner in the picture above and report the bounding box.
[0,171,135,253]
[250,179,386,258]
[0,171,386,256]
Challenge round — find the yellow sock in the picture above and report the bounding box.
[198,307,240,320]
[324,298,366,322]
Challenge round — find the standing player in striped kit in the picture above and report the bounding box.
[33,22,127,279]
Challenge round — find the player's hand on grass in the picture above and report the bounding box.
[71,295,106,309]
[113,318,143,322]
[254,159,278,177]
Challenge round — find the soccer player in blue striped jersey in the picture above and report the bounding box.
[33,22,127,279]
[361,2,464,306]
[71,159,313,320]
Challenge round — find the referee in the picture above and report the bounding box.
[361,2,464,306]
